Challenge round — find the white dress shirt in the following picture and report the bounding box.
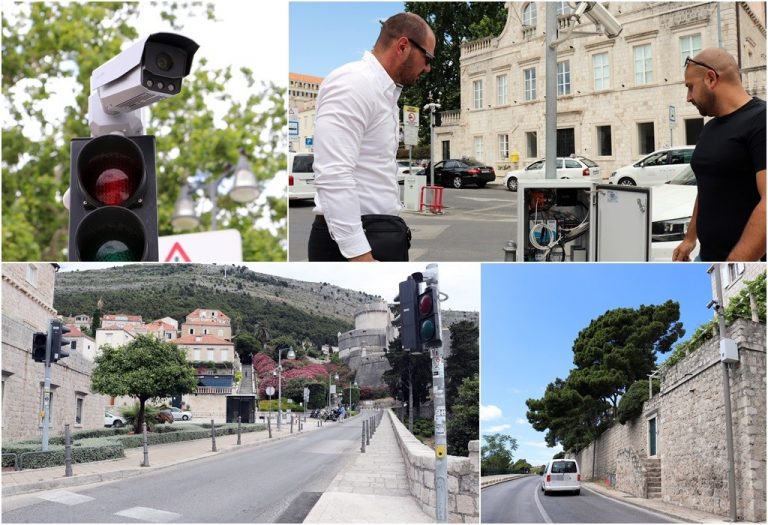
[312,51,404,258]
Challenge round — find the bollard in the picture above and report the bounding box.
[142,422,150,467]
[366,420,370,446]
[237,416,242,445]
[211,419,217,452]
[290,414,294,434]
[268,414,273,438]
[361,420,367,453]
[64,424,73,477]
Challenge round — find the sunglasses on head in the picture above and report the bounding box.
[408,37,434,65]
[684,56,719,78]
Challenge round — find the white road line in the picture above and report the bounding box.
[37,490,94,506]
[532,480,553,523]
[114,506,182,523]
[583,486,682,522]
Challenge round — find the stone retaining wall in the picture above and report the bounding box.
[387,410,479,523]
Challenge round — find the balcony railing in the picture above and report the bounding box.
[742,66,766,98]
[461,36,493,57]
[438,110,461,127]
[195,386,233,394]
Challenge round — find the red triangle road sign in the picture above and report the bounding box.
[164,242,191,262]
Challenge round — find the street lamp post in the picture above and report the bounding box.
[327,372,339,411]
[349,381,358,411]
[275,346,296,432]
[172,150,261,231]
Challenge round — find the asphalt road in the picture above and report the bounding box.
[481,476,678,523]
[2,420,362,523]
[288,183,517,261]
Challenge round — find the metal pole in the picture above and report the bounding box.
[545,2,558,179]
[64,424,73,477]
[210,419,217,452]
[327,373,331,411]
[716,2,722,48]
[267,414,272,438]
[41,320,53,451]
[712,265,738,522]
[207,180,219,231]
[429,106,435,188]
[277,350,282,432]
[237,415,242,445]
[361,421,367,453]
[290,414,294,434]
[142,422,149,467]
[366,420,370,446]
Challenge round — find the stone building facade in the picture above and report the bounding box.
[436,2,766,177]
[572,317,766,522]
[2,264,109,440]
[338,301,397,388]
[181,309,232,340]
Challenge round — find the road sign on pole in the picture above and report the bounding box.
[159,229,243,262]
[403,105,420,146]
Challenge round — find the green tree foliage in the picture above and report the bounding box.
[481,433,517,475]
[2,3,286,261]
[382,336,432,419]
[447,373,478,457]
[445,320,478,410]
[403,2,507,142]
[510,458,533,474]
[234,332,260,364]
[616,379,659,424]
[91,335,197,433]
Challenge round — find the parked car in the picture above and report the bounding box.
[650,165,699,261]
[609,146,695,186]
[288,152,315,201]
[424,158,496,188]
[396,160,415,184]
[104,411,127,428]
[504,157,601,191]
[160,406,192,421]
[541,459,581,495]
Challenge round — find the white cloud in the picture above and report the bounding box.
[484,424,511,433]
[480,404,503,421]
[523,441,555,449]
[515,418,527,425]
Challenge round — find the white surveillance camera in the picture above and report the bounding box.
[88,32,199,136]
[582,2,623,38]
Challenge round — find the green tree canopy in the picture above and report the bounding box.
[481,433,517,475]
[382,336,432,420]
[510,458,534,474]
[445,320,479,410]
[91,335,197,432]
[447,373,478,456]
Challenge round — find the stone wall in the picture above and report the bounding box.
[572,318,766,522]
[180,394,228,419]
[387,410,479,523]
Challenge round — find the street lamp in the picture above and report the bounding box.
[327,371,339,411]
[171,149,261,231]
[349,381,358,412]
[274,346,296,431]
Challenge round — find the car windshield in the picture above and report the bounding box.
[397,161,411,167]
[667,166,697,185]
[462,159,485,167]
[579,157,598,167]
[551,461,578,474]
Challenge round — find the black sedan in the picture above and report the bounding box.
[420,159,496,189]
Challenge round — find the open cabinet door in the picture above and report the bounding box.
[594,185,651,261]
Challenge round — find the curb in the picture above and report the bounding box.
[481,474,532,488]
[582,482,705,523]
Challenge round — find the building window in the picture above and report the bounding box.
[680,34,702,68]
[522,3,536,26]
[685,118,704,144]
[473,79,484,109]
[526,132,538,158]
[556,1,572,15]
[207,349,215,361]
[189,328,194,335]
[221,349,228,361]
[193,349,201,361]
[442,140,450,160]
[496,74,508,106]
[557,128,575,157]
[498,134,510,160]
[26,265,38,286]
[524,68,536,100]
[725,263,746,287]
[634,44,653,85]
[474,136,484,161]
[597,126,612,156]
[217,329,223,337]
[637,122,655,154]
[593,52,610,90]
[557,61,571,96]
[75,396,84,425]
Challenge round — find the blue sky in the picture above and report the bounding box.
[290,2,405,77]
[481,263,716,467]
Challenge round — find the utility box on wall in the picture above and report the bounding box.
[720,338,739,363]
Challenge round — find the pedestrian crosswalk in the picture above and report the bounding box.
[37,490,94,506]
[37,491,182,522]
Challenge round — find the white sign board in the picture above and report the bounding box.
[158,229,243,262]
[668,105,676,124]
[265,386,276,397]
[403,105,420,146]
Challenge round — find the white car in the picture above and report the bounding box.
[609,146,695,187]
[504,157,601,191]
[541,459,581,496]
[396,160,416,184]
[288,153,315,201]
[104,411,127,428]
[162,406,193,421]
[650,165,699,261]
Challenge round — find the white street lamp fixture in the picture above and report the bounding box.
[171,184,200,230]
[228,152,260,203]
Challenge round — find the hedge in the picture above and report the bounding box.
[2,440,125,469]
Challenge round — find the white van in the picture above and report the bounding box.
[541,459,581,495]
[289,153,315,201]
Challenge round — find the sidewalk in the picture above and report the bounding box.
[2,416,323,498]
[303,411,432,523]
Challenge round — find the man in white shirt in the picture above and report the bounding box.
[308,12,436,261]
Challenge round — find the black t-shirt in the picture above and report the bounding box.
[690,97,766,261]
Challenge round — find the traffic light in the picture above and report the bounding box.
[49,321,75,363]
[398,276,420,351]
[417,284,442,348]
[32,332,47,363]
[68,134,158,261]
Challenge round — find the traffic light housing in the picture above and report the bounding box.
[32,332,47,363]
[398,276,420,351]
[49,321,75,363]
[68,134,159,261]
[417,285,442,348]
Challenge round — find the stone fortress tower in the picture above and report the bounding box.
[337,300,397,388]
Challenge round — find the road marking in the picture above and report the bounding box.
[37,490,94,506]
[455,197,515,203]
[532,481,553,523]
[583,486,682,522]
[115,506,182,523]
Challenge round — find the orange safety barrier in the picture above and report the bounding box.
[419,185,444,214]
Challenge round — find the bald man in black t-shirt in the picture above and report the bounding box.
[674,48,766,262]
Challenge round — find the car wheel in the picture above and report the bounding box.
[574,490,580,496]
[506,177,518,191]
[543,490,550,496]
[182,415,189,421]
[618,177,636,186]
[452,176,463,189]
[112,420,123,428]
[476,181,487,189]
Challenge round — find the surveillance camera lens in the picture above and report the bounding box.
[157,82,164,90]
[146,79,154,87]
[156,52,173,72]
[168,84,175,92]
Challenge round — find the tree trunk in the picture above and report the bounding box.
[136,396,148,434]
